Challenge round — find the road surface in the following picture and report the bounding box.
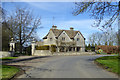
[16,55,118,78]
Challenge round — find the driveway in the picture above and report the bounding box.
[9,55,118,78]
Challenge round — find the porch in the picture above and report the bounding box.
[56,46,81,52]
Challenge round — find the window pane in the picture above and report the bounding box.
[77,38,79,41]
[62,37,65,41]
[50,38,52,41]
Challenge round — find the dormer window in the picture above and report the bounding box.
[50,38,52,41]
[77,38,79,41]
[62,37,65,41]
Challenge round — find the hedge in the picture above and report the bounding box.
[36,45,57,52]
[36,45,49,50]
[96,45,119,54]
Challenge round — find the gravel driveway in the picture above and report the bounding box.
[8,55,118,78]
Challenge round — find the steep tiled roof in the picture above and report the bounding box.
[43,29,84,39]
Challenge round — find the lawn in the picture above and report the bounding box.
[95,56,120,75]
[0,57,18,60]
[0,65,20,80]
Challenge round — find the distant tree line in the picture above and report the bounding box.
[85,28,119,51]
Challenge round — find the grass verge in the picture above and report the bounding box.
[0,65,20,80]
[0,57,18,60]
[95,56,120,75]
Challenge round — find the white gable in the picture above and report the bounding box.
[43,30,56,45]
[58,31,72,42]
[74,32,85,46]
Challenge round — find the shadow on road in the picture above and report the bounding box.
[2,56,50,65]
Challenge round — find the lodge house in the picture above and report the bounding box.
[38,25,85,52]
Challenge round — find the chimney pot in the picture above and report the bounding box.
[52,25,57,29]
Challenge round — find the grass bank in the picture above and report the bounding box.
[0,65,20,80]
[95,56,120,75]
[0,57,18,60]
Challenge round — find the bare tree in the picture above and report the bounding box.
[73,2,119,32]
[6,7,41,54]
[88,33,96,46]
[88,29,118,46]
[94,32,103,45]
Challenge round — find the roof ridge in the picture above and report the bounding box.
[51,28,79,31]
[43,28,85,39]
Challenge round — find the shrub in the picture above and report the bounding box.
[91,46,95,51]
[26,46,31,55]
[51,45,56,52]
[96,49,103,54]
[85,44,95,52]
[96,45,119,54]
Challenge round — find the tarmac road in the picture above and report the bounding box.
[17,55,118,78]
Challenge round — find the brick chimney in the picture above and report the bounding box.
[70,27,74,30]
[52,25,57,29]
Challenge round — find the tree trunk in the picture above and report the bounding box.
[20,43,22,54]
[19,23,22,54]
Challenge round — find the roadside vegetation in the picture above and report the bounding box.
[95,56,120,75]
[0,57,18,60]
[0,65,19,80]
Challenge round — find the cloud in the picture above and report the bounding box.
[56,19,100,32]
[28,2,55,11]
[27,2,69,13]
[55,19,100,40]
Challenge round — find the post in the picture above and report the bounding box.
[81,46,85,52]
[57,46,60,52]
[64,47,66,52]
[80,46,83,52]
[66,47,69,52]
[72,47,74,52]
[9,38,15,56]
[31,38,36,56]
[75,47,77,52]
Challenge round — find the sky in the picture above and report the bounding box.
[2,2,118,44]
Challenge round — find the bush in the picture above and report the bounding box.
[51,45,56,52]
[85,45,95,52]
[91,46,95,51]
[96,49,103,54]
[96,45,119,54]
[25,46,31,55]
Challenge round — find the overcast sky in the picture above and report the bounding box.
[2,2,118,44]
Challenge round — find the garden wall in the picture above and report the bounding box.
[34,50,52,56]
[0,51,12,58]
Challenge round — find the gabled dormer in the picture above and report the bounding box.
[43,29,57,45]
[74,32,85,46]
[58,31,72,42]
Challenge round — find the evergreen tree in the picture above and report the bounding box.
[88,44,91,50]
[105,42,108,45]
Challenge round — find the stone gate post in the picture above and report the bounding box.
[9,38,15,56]
[31,38,36,56]
[57,47,60,52]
